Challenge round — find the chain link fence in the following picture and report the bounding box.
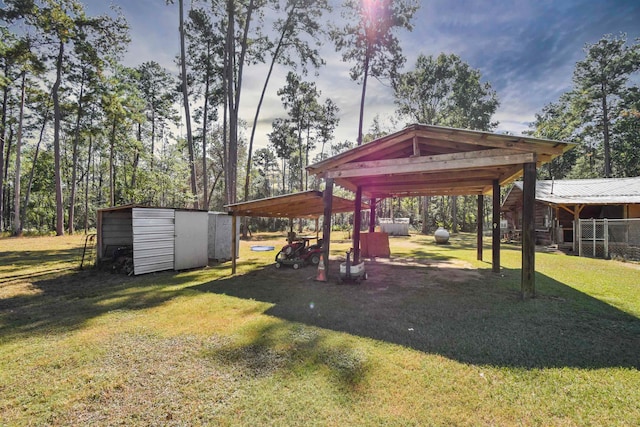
[577,218,640,261]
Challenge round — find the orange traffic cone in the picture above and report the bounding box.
[315,253,327,282]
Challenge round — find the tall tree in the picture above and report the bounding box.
[12,71,26,236]
[66,10,128,233]
[134,61,179,173]
[185,7,224,209]
[331,0,417,147]
[527,94,581,179]
[277,72,320,191]
[394,53,499,130]
[573,33,640,177]
[3,0,129,234]
[167,0,199,208]
[224,0,259,205]
[243,0,329,202]
[394,52,499,233]
[268,117,296,193]
[613,87,640,177]
[0,28,37,233]
[317,98,340,158]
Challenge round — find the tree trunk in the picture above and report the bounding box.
[13,72,26,236]
[109,117,117,206]
[357,49,371,146]
[0,62,8,232]
[451,195,458,233]
[132,122,141,190]
[227,0,255,205]
[23,99,49,233]
[202,54,210,209]
[4,124,14,229]
[52,40,65,236]
[297,124,303,191]
[84,132,92,232]
[601,83,611,178]
[224,0,236,205]
[68,70,86,235]
[244,3,295,202]
[178,0,199,208]
[421,196,429,234]
[151,103,155,171]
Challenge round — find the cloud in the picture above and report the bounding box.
[93,0,640,147]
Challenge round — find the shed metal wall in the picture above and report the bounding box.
[208,212,239,261]
[132,208,175,275]
[174,211,209,270]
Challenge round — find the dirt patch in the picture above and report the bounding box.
[367,257,482,284]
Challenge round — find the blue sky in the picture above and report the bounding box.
[85,0,640,148]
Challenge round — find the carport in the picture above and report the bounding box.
[225,190,368,273]
[306,124,574,299]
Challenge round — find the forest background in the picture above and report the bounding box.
[1,0,639,236]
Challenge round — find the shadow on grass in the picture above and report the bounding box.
[193,259,640,370]
[0,248,85,277]
[0,265,204,343]
[202,321,370,393]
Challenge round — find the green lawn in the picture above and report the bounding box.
[1,233,639,426]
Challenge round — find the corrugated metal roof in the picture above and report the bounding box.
[511,176,640,205]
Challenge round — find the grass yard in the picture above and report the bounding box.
[1,232,639,426]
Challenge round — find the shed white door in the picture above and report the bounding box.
[132,208,175,275]
[174,211,209,270]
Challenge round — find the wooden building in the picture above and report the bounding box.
[501,176,640,247]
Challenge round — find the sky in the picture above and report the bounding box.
[85,0,640,150]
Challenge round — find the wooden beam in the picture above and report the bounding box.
[415,128,568,157]
[231,214,237,275]
[412,135,420,157]
[362,180,492,193]
[558,204,576,216]
[369,198,376,232]
[492,179,500,273]
[353,186,362,264]
[96,209,104,260]
[308,131,416,176]
[521,162,536,299]
[322,179,334,277]
[477,195,484,261]
[498,164,527,186]
[326,150,536,179]
[350,168,503,187]
[369,187,486,199]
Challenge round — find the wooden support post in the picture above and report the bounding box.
[353,186,362,264]
[287,218,295,243]
[231,214,237,275]
[369,198,376,232]
[572,205,584,252]
[521,162,536,299]
[96,210,103,260]
[492,179,501,273]
[477,195,484,261]
[322,179,334,277]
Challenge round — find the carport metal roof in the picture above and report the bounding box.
[224,190,367,218]
[502,176,640,210]
[306,124,574,198]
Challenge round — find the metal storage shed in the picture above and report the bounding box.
[97,205,209,275]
